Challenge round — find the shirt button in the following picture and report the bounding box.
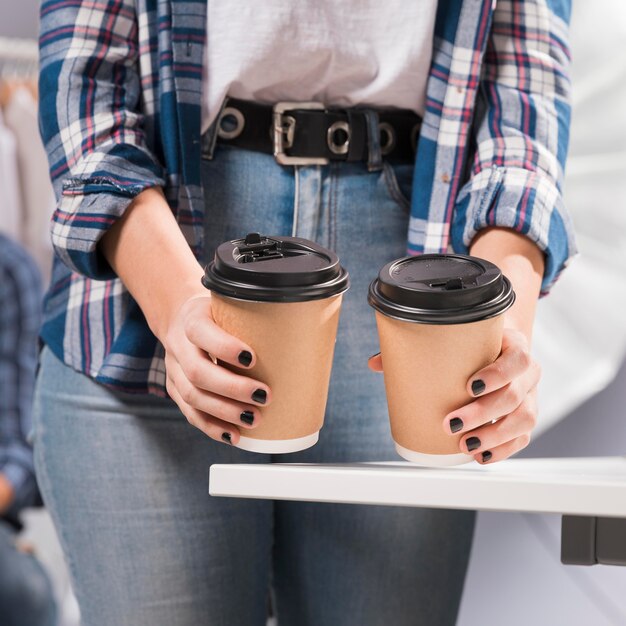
[456,86,463,94]
[441,173,451,183]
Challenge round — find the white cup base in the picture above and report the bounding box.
[394,442,474,467]
[235,431,320,454]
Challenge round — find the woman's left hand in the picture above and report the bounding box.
[368,230,546,465]
[368,327,541,464]
[442,327,541,464]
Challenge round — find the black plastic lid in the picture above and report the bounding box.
[202,233,350,302]
[368,254,515,324]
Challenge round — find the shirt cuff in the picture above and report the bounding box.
[50,144,167,281]
[450,166,579,295]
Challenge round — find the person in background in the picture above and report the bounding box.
[0,233,57,626]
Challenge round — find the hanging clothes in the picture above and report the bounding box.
[0,107,22,241]
[4,87,54,281]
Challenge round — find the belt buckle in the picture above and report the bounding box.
[273,101,329,166]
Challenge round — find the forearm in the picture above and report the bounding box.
[469,227,544,343]
[100,187,206,341]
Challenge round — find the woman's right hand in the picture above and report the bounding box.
[98,187,270,445]
[162,294,271,445]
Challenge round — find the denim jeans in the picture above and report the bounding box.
[0,521,57,626]
[33,141,476,626]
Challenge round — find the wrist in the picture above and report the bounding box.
[149,275,208,343]
[469,227,544,343]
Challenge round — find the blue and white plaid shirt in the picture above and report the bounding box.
[0,234,42,512]
[38,0,577,395]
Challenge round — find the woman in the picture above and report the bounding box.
[34,1,576,624]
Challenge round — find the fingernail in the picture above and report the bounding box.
[369,352,381,360]
[252,389,267,404]
[238,350,252,367]
[240,410,254,426]
[449,417,464,433]
[222,432,232,444]
[466,436,481,451]
[471,379,486,396]
[481,450,492,462]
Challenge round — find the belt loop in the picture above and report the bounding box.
[201,98,229,160]
[345,110,366,163]
[363,110,383,172]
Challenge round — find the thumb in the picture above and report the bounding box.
[368,352,383,372]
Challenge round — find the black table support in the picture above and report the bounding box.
[562,516,626,565]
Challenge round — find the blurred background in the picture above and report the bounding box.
[1,1,625,625]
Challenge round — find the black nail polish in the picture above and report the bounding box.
[252,389,267,404]
[481,450,492,462]
[466,436,481,452]
[240,411,254,426]
[449,417,464,433]
[238,350,252,367]
[471,379,486,396]
[222,432,232,444]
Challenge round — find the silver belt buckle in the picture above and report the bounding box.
[273,101,329,166]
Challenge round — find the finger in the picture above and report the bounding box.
[444,364,540,435]
[177,346,271,407]
[168,361,262,429]
[368,352,383,372]
[467,329,532,397]
[473,433,532,464]
[167,378,240,445]
[184,303,257,369]
[457,396,537,455]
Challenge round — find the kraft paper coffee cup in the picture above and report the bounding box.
[368,254,515,467]
[202,233,349,454]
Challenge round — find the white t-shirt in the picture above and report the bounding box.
[202,1,438,133]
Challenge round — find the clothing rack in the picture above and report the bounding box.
[0,37,38,106]
[0,37,38,81]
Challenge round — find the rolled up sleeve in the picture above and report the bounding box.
[38,0,166,280]
[450,0,578,294]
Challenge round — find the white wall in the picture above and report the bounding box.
[0,0,38,39]
[458,3,626,623]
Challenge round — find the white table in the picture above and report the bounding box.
[209,456,626,565]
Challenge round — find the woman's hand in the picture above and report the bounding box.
[0,473,14,515]
[441,327,540,463]
[368,326,540,464]
[162,295,272,446]
[99,187,271,446]
[369,228,546,464]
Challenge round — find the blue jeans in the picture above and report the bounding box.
[0,521,57,626]
[33,143,476,626]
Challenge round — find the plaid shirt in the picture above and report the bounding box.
[0,235,41,511]
[38,0,577,396]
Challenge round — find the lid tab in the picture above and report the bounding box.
[237,234,283,263]
[444,278,463,291]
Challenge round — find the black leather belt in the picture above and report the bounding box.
[212,98,421,165]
